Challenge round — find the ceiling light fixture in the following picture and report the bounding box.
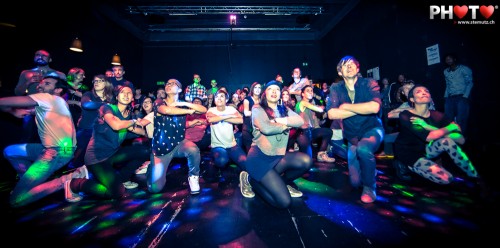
[111,54,121,65]
[69,37,83,52]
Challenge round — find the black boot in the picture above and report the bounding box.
[393,160,412,181]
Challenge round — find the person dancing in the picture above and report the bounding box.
[246,80,312,209]
[394,84,480,185]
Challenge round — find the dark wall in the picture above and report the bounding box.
[0,1,143,93]
[142,41,322,95]
[0,1,143,180]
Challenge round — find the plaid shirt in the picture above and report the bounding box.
[185,83,207,102]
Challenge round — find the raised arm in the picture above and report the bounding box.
[299,100,324,113]
[0,95,38,108]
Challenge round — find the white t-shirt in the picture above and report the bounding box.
[28,93,76,148]
[207,106,238,148]
[143,112,155,138]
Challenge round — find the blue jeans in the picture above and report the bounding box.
[4,143,75,208]
[329,139,347,160]
[211,145,247,171]
[148,139,201,193]
[444,96,470,136]
[347,127,384,190]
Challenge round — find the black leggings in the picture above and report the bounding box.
[296,127,333,157]
[250,152,312,209]
[71,144,150,199]
[241,130,253,154]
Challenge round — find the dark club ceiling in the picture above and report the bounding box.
[95,0,360,42]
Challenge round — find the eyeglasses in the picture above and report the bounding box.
[93,79,105,83]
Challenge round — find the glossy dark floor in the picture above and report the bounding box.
[1,154,498,248]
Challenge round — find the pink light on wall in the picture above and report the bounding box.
[230,15,236,25]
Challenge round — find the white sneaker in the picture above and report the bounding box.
[361,186,377,203]
[239,171,255,198]
[287,185,303,198]
[64,180,82,202]
[135,161,149,175]
[72,165,89,179]
[123,181,139,189]
[317,151,336,163]
[188,175,200,195]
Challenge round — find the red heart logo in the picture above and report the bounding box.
[453,5,468,19]
[480,5,494,19]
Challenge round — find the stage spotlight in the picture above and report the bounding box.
[230,15,237,25]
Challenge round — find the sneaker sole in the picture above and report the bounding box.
[81,166,89,179]
[72,165,89,179]
[287,185,303,198]
[123,183,139,189]
[317,159,336,163]
[188,176,200,195]
[64,181,82,202]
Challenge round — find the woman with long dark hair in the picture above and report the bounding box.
[240,82,261,153]
[295,85,336,163]
[245,80,312,209]
[68,74,114,169]
[64,85,149,202]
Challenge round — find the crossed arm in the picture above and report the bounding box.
[206,110,243,124]
[157,101,207,115]
[327,101,380,120]
[410,117,465,145]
